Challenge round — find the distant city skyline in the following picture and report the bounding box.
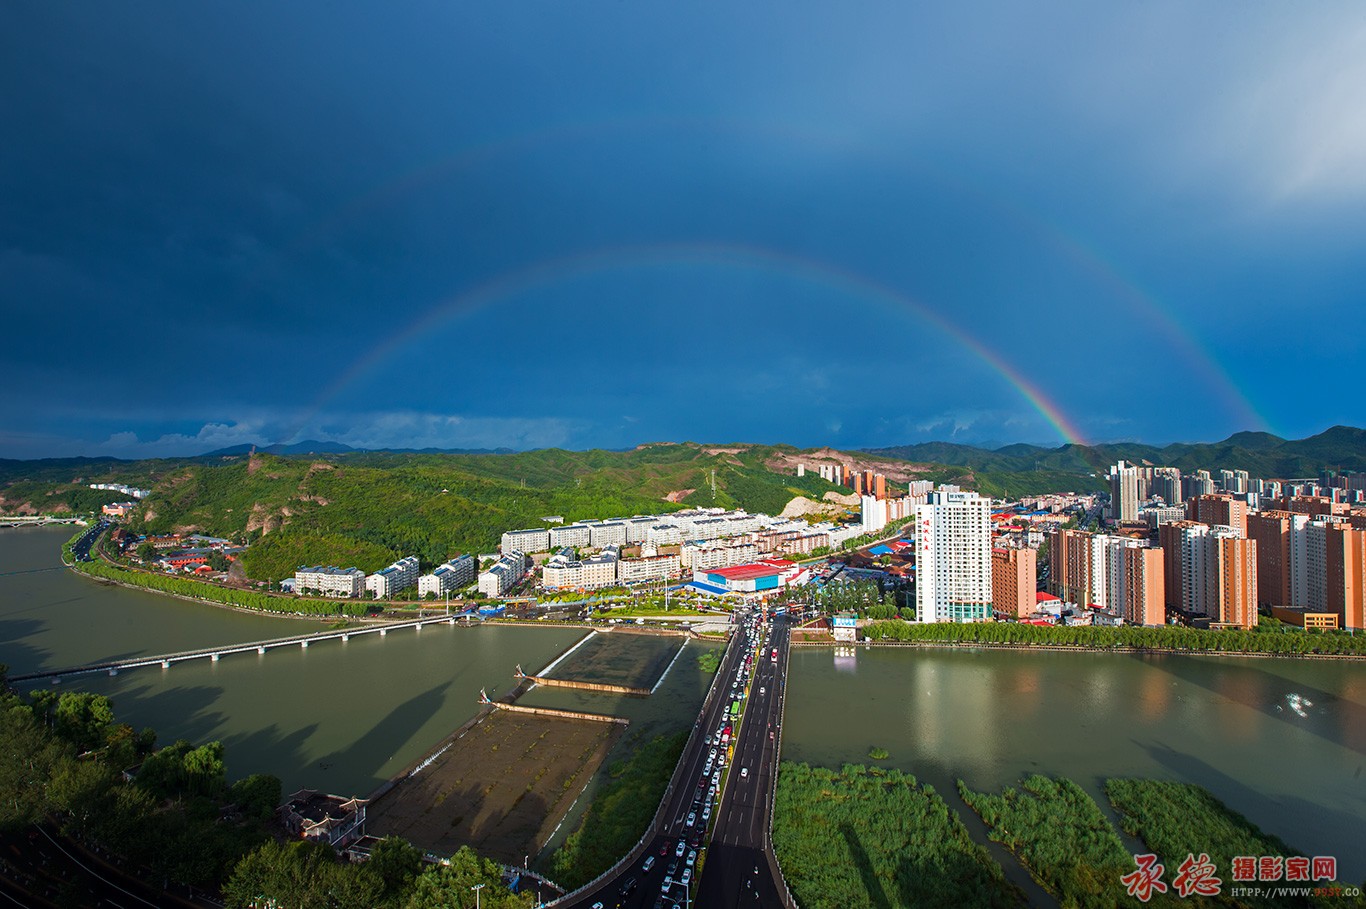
[4,3,1364,459]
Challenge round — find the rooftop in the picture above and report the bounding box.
[707,562,784,581]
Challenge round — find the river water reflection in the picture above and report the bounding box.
[781,644,1366,882]
[5,528,1363,880]
[1,527,583,794]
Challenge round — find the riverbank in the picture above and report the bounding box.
[795,637,1366,661]
[854,618,1366,660]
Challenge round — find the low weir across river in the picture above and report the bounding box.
[7,613,484,683]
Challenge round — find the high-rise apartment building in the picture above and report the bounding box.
[915,489,992,622]
[1212,533,1258,628]
[1183,471,1215,499]
[1122,545,1166,627]
[1110,461,1139,524]
[1152,468,1182,505]
[1188,494,1248,536]
[1046,528,1164,625]
[860,495,887,534]
[1278,496,1348,518]
[1307,521,1366,630]
[1158,521,1256,628]
[1247,510,1310,608]
[1048,527,1095,606]
[991,546,1037,618]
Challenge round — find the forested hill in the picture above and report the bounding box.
[864,425,1366,479]
[117,444,860,581]
[6,427,1359,582]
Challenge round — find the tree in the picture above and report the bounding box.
[0,707,66,830]
[47,758,116,836]
[403,847,531,909]
[224,840,349,909]
[182,741,227,797]
[229,774,282,821]
[52,691,115,751]
[137,541,157,561]
[363,836,425,906]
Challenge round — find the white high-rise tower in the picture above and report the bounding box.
[915,489,992,622]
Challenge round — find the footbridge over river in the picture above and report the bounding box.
[0,515,86,528]
[7,613,484,684]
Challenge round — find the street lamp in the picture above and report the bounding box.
[470,882,485,909]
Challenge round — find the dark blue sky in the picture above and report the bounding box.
[3,2,1363,458]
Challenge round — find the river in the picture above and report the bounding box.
[781,643,1366,882]
[5,527,1363,882]
[0,526,583,795]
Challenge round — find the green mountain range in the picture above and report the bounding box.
[2,427,1360,583]
[863,425,1366,479]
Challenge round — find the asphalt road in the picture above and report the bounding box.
[68,520,109,562]
[556,612,787,909]
[693,617,791,909]
[555,613,796,909]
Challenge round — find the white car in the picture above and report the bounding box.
[741,767,749,779]
[680,868,692,887]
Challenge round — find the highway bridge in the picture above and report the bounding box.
[548,613,797,909]
[7,612,482,684]
[0,515,86,528]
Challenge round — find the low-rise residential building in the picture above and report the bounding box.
[501,528,550,554]
[646,524,684,546]
[624,516,658,543]
[479,550,528,597]
[295,566,367,598]
[587,521,629,547]
[543,546,620,589]
[89,483,151,499]
[418,555,476,597]
[366,556,420,598]
[682,540,760,570]
[549,524,592,549]
[618,553,681,583]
